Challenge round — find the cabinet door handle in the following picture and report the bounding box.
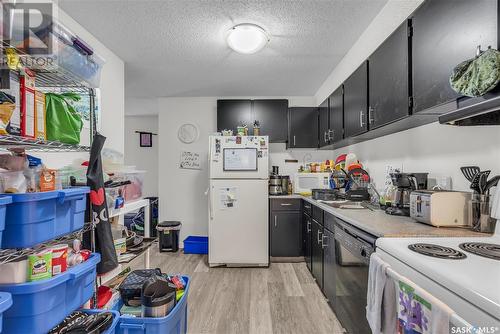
[274,215,277,228]
[293,135,296,147]
[368,106,375,124]
[317,230,322,245]
[307,220,311,233]
[322,234,328,248]
[328,129,334,141]
[359,110,365,128]
[280,203,292,206]
[304,204,311,209]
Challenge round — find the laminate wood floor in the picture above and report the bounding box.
[129,244,345,334]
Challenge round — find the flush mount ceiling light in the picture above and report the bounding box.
[226,24,270,54]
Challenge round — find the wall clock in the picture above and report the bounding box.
[178,123,199,144]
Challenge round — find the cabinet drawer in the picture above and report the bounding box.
[271,198,301,211]
[324,212,335,232]
[303,200,312,216]
[312,205,323,225]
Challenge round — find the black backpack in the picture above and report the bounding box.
[119,268,162,306]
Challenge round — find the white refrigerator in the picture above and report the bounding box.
[208,135,269,267]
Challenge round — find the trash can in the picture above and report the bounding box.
[157,221,181,252]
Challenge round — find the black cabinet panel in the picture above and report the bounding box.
[270,211,302,257]
[311,220,323,289]
[344,61,369,138]
[318,98,330,147]
[412,0,497,113]
[217,100,251,133]
[323,228,335,306]
[253,99,288,142]
[329,86,344,143]
[303,212,312,270]
[369,21,410,128]
[288,107,318,148]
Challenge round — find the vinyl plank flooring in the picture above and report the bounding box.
[120,246,344,334]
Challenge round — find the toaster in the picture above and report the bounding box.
[409,190,471,227]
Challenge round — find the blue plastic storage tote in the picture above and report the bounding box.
[1,187,89,248]
[183,236,208,254]
[83,309,120,334]
[113,276,190,334]
[0,292,12,333]
[0,197,12,249]
[0,253,100,334]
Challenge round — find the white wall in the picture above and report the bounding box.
[124,115,159,197]
[329,122,500,192]
[158,96,329,245]
[31,5,125,169]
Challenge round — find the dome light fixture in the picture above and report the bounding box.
[226,23,269,54]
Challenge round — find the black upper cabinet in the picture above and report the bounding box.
[369,21,411,129]
[252,99,288,142]
[318,98,330,147]
[344,61,369,138]
[412,0,497,113]
[288,107,318,148]
[217,100,251,133]
[217,99,288,142]
[329,86,343,143]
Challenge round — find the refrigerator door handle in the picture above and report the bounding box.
[209,186,214,220]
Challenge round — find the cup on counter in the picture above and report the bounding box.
[469,194,495,233]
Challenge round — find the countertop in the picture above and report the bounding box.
[269,194,490,238]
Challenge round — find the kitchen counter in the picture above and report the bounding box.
[269,194,490,238]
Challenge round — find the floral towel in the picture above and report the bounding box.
[396,281,432,333]
[395,280,451,334]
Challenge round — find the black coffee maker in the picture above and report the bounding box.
[385,172,428,216]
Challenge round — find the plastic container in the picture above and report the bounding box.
[0,196,12,249]
[0,292,12,333]
[1,187,89,249]
[113,276,190,334]
[83,309,120,334]
[55,187,90,237]
[112,170,146,202]
[0,253,100,334]
[52,32,105,88]
[0,258,27,284]
[183,236,208,254]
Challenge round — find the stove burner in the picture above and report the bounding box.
[459,242,500,260]
[408,243,466,259]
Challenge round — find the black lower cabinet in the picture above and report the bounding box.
[270,211,302,257]
[311,219,323,289]
[302,212,312,270]
[322,228,335,306]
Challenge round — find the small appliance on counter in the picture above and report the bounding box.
[294,172,330,194]
[269,175,283,195]
[385,172,428,216]
[410,190,471,227]
[280,175,290,195]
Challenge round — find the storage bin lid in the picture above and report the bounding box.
[0,196,12,205]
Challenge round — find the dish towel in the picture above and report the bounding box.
[388,267,453,334]
[366,253,390,334]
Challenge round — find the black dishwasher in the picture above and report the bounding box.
[333,219,376,334]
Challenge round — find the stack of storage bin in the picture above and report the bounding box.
[0,187,108,334]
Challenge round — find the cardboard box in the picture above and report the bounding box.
[0,72,21,136]
[20,70,36,138]
[34,91,46,140]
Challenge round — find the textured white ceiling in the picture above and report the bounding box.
[59,0,387,98]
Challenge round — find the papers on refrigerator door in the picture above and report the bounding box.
[219,187,238,210]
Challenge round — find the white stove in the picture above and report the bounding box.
[376,228,500,328]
